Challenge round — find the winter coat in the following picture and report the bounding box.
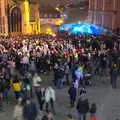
[77,97,89,114]
[24,102,38,120]
[45,87,55,103]
[68,86,76,100]
[13,105,24,120]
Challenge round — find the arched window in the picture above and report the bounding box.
[9,7,22,33]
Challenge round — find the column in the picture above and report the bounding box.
[0,0,2,34]
[112,0,116,30]
[90,0,96,24]
[35,6,40,34]
[22,0,32,34]
[1,0,8,35]
[101,0,105,27]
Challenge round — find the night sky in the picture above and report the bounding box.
[32,0,88,23]
[32,0,87,6]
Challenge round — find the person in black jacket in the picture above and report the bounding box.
[37,87,45,111]
[89,103,97,117]
[76,95,89,120]
[68,85,76,108]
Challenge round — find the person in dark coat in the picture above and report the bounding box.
[24,99,38,120]
[110,64,118,88]
[89,103,97,117]
[88,103,99,120]
[37,87,45,111]
[68,85,76,107]
[76,95,89,120]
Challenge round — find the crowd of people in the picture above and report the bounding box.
[0,33,119,120]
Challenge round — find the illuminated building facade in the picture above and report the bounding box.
[89,0,120,30]
[0,0,40,36]
[0,0,63,36]
[39,5,63,35]
[0,0,8,35]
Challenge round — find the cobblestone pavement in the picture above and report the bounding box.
[0,73,120,120]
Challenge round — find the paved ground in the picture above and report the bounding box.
[0,73,120,120]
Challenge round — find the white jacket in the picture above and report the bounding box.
[45,87,55,103]
[33,76,42,87]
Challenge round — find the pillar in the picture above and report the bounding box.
[0,0,8,35]
[21,0,32,34]
[34,5,40,34]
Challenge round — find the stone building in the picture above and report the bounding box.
[0,0,63,36]
[0,0,40,36]
[39,4,62,35]
[89,0,120,30]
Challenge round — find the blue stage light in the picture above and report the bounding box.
[59,23,112,35]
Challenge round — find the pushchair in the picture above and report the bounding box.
[84,73,92,86]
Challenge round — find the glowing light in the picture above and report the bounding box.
[46,28,52,33]
[78,21,81,24]
[45,28,56,36]
[59,23,112,35]
[55,19,64,25]
[55,7,61,12]
[59,23,75,31]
